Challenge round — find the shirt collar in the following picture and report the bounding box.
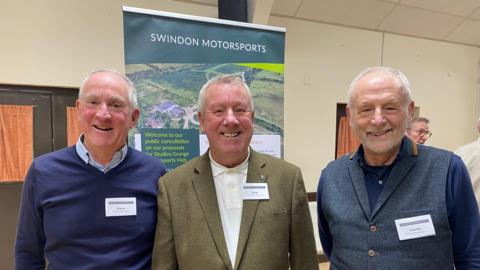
[209,148,250,177]
[354,137,408,168]
[75,134,128,173]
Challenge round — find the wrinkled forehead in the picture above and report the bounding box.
[205,82,250,102]
[360,71,401,89]
[83,72,130,95]
[351,71,406,102]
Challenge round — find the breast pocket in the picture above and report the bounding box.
[252,209,289,242]
[395,208,444,259]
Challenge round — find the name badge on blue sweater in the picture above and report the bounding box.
[105,197,137,217]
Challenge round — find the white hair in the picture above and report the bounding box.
[197,73,254,113]
[78,68,138,108]
[347,66,413,108]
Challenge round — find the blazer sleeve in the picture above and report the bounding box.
[289,167,319,270]
[151,177,178,270]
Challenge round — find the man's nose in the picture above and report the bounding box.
[370,108,386,125]
[223,108,239,125]
[95,103,111,118]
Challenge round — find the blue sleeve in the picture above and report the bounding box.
[14,163,46,270]
[446,155,480,269]
[317,172,332,258]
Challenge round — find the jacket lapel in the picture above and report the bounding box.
[234,150,266,269]
[348,153,372,220]
[191,153,233,270]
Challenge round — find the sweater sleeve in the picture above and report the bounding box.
[317,172,333,258]
[446,155,480,269]
[14,162,46,270]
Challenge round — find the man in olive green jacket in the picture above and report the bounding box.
[151,74,318,270]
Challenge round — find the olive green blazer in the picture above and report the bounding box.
[151,149,318,270]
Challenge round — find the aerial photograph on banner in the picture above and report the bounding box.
[123,8,286,167]
[126,63,284,136]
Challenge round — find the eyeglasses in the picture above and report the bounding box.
[412,129,432,138]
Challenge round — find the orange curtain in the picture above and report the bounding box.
[66,107,81,146]
[0,105,34,182]
[336,116,360,158]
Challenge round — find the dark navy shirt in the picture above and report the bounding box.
[317,139,480,269]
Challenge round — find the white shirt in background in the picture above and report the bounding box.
[455,138,480,207]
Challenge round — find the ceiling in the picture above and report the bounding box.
[176,0,480,47]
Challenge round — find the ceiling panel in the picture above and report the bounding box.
[469,7,480,19]
[378,5,464,39]
[400,0,480,17]
[271,0,303,16]
[177,0,218,5]
[173,0,480,46]
[296,0,396,29]
[445,19,480,45]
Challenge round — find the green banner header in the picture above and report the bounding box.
[123,11,285,64]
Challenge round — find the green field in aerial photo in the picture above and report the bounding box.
[125,63,284,136]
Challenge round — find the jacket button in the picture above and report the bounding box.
[370,225,377,232]
[368,249,375,257]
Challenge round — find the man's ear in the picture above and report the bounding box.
[129,108,140,128]
[407,101,415,120]
[198,111,204,132]
[75,99,82,121]
[346,106,353,126]
[250,110,255,129]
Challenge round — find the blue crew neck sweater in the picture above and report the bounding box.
[15,146,166,270]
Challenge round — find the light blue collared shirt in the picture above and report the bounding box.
[75,134,128,173]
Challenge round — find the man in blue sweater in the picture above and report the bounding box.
[317,66,480,269]
[15,69,166,269]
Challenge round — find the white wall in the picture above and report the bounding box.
[269,17,480,190]
[0,0,479,191]
[270,16,383,190]
[383,34,480,151]
[0,0,217,87]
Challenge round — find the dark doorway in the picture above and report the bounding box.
[0,85,78,269]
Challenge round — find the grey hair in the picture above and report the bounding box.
[407,117,430,129]
[197,73,254,113]
[347,66,413,108]
[78,68,138,108]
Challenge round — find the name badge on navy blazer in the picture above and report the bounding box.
[242,183,269,200]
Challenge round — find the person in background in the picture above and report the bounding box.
[455,117,480,206]
[151,74,319,270]
[317,66,480,269]
[405,116,431,144]
[15,68,167,269]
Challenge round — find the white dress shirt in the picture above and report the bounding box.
[210,150,250,268]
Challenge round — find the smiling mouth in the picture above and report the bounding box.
[94,125,113,131]
[222,132,240,138]
[368,129,392,136]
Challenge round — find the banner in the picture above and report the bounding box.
[123,6,285,170]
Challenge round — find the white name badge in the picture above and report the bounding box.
[242,183,269,200]
[395,214,436,241]
[105,197,137,217]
